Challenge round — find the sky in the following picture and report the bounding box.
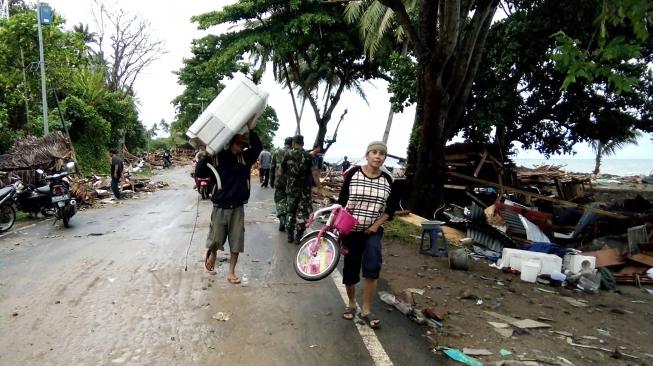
[44,0,653,163]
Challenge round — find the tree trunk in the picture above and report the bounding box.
[593,142,603,175]
[409,63,447,216]
[314,119,328,150]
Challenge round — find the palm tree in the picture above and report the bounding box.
[345,0,417,144]
[72,23,98,56]
[591,130,642,175]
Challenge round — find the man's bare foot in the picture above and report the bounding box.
[227,276,241,284]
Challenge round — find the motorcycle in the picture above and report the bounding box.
[163,151,173,169]
[13,171,54,218]
[44,162,77,228]
[196,177,211,200]
[0,183,17,233]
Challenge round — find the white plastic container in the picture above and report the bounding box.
[520,261,541,283]
[563,254,596,274]
[186,73,269,154]
[498,248,563,275]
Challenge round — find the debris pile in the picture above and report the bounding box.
[0,131,75,185]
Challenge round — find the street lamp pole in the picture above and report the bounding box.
[36,0,49,135]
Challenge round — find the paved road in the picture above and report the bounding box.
[0,166,437,365]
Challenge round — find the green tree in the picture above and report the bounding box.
[370,0,500,215]
[185,0,385,151]
[61,95,111,174]
[552,0,653,93]
[463,0,653,158]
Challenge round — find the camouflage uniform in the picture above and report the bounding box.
[282,136,314,242]
[270,137,292,230]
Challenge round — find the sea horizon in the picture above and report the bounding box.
[514,158,653,177]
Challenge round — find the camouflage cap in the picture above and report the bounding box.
[284,137,293,145]
[292,135,304,144]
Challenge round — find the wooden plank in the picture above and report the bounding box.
[397,213,428,227]
[466,191,488,209]
[583,248,625,267]
[444,184,468,190]
[445,153,474,161]
[486,154,503,168]
[473,150,489,177]
[628,253,653,267]
[446,172,627,219]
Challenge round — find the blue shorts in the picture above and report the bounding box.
[341,228,384,285]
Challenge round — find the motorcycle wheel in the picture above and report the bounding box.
[200,186,208,200]
[60,207,70,228]
[0,204,16,233]
[41,207,55,217]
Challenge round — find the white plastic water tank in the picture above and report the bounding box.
[498,248,563,275]
[186,73,269,154]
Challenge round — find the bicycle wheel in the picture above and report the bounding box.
[294,231,340,281]
[0,204,16,233]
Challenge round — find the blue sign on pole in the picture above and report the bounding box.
[39,3,52,25]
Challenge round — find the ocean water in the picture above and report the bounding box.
[513,159,653,177]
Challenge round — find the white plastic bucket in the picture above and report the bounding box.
[520,261,541,283]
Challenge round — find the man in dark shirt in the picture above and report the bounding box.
[205,121,262,284]
[108,149,123,199]
[341,156,351,172]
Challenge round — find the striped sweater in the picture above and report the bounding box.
[338,166,397,232]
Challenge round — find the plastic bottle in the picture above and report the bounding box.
[378,291,412,315]
[241,274,249,287]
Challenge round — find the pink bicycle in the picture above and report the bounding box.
[294,204,358,281]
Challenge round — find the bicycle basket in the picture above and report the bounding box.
[332,208,358,235]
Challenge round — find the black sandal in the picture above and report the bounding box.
[360,312,381,329]
[342,307,356,320]
[205,249,216,272]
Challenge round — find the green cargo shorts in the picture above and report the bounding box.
[205,205,245,253]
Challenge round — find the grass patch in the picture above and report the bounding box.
[384,218,422,244]
[15,211,31,222]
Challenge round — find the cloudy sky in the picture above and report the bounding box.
[45,0,653,163]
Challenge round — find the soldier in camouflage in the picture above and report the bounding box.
[269,137,293,232]
[281,135,315,243]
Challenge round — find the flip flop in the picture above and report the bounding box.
[205,249,216,272]
[342,307,356,320]
[360,312,381,329]
[227,276,241,284]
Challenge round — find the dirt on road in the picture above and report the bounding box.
[381,237,653,366]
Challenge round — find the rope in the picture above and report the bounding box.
[184,191,201,271]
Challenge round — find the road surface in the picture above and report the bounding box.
[0,166,437,365]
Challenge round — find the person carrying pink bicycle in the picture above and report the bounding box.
[338,141,397,329]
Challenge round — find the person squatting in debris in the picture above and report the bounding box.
[258,147,272,188]
[270,137,293,232]
[204,119,262,284]
[108,148,123,199]
[281,135,317,244]
[338,141,397,329]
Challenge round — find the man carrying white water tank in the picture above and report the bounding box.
[204,119,262,285]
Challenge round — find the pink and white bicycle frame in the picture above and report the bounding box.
[304,204,358,256]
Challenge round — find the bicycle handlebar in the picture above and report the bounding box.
[307,203,342,228]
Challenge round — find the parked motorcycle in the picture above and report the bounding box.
[13,171,54,218]
[0,183,17,233]
[44,162,77,228]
